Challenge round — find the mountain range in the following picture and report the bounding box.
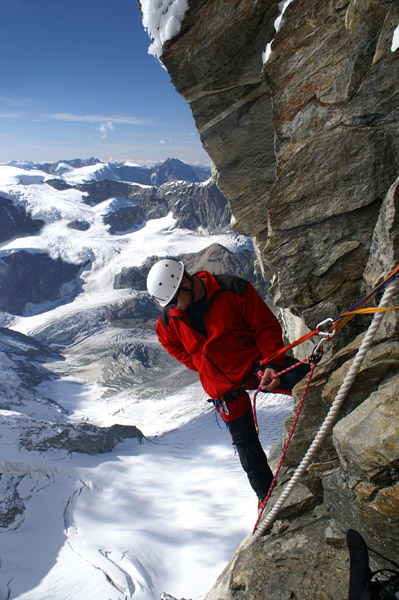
[0,157,283,600]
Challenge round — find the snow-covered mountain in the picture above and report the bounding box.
[9,157,211,186]
[0,158,291,600]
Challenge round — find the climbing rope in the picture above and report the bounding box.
[252,356,320,531]
[247,274,399,544]
[252,352,320,434]
[257,263,399,370]
[331,263,399,336]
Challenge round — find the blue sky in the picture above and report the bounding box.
[0,0,210,165]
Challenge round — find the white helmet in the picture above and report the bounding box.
[146,259,185,307]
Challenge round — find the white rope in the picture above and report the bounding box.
[248,277,398,546]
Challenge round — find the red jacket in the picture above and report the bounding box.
[155,271,285,399]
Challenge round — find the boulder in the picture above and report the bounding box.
[20,420,143,454]
[67,220,90,231]
[325,372,399,558]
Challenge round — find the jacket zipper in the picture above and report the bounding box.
[203,352,235,385]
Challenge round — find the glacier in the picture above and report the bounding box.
[0,158,292,600]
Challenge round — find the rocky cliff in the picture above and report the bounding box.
[148,1,399,597]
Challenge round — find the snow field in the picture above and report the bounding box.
[1,384,293,599]
[0,161,293,599]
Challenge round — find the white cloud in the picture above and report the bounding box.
[0,111,151,127]
[0,112,23,119]
[0,96,32,107]
[98,121,115,139]
[50,112,149,125]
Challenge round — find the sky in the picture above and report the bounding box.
[0,0,210,166]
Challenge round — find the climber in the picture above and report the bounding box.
[146,258,309,509]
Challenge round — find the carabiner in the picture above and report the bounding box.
[316,317,335,339]
[221,398,230,416]
[310,317,335,364]
[310,339,324,363]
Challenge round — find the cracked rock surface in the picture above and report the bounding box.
[154,0,399,597]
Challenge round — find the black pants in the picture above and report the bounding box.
[221,356,310,499]
[225,408,273,500]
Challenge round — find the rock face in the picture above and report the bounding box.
[159,179,231,232]
[0,195,44,243]
[0,250,85,315]
[122,177,231,231]
[150,0,399,597]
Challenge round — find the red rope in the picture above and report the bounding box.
[252,354,313,434]
[252,358,319,534]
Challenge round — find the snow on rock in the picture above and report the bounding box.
[61,162,121,185]
[392,24,399,52]
[140,0,189,58]
[160,594,190,600]
[262,0,295,64]
[54,162,74,174]
[0,165,48,191]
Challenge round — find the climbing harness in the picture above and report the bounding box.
[246,268,399,544]
[210,364,263,419]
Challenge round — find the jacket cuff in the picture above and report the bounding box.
[265,360,285,371]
